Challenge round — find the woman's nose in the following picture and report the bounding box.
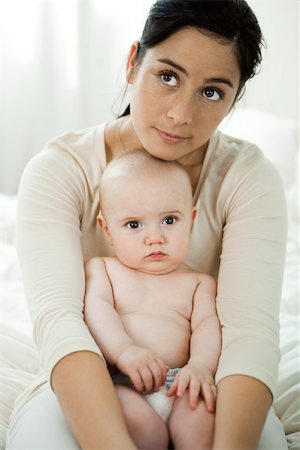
[167,92,194,125]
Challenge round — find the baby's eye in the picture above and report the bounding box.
[162,216,177,225]
[202,87,223,101]
[126,221,141,229]
[160,71,178,87]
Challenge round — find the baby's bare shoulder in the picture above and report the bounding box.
[85,256,104,272]
[85,256,119,274]
[181,264,215,285]
[101,257,138,281]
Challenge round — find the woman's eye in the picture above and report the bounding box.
[126,221,141,229]
[160,71,178,87]
[163,216,176,225]
[202,87,223,101]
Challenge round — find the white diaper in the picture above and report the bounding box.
[143,386,174,422]
[112,368,180,422]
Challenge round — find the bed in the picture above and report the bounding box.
[0,107,299,449]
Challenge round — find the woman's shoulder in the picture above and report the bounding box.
[211,130,281,181]
[213,130,262,161]
[196,131,286,219]
[44,122,107,166]
[209,131,286,213]
[20,123,107,191]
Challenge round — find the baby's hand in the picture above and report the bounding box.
[166,363,217,412]
[117,346,169,393]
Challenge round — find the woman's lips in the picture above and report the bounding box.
[155,127,190,144]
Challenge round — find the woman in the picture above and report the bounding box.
[6,1,288,449]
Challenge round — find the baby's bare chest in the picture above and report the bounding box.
[109,268,199,320]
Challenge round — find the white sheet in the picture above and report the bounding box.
[0,108,299,449]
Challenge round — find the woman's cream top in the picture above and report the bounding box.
[15,123,287,404]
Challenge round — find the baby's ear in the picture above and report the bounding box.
[97,212,112,245]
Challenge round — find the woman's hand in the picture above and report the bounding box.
[116,345,169,393]
[166,363,217,411]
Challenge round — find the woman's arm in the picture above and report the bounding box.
[52,351,136,450]
[214,150,288,448]
[213,375,271,450]
[16,148,136,449]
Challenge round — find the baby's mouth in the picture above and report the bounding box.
[147,252,166,260]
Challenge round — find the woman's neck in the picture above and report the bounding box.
[105,116,142,162]
[105,116,207,193]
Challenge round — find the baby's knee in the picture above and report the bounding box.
[125,399,154,430]
[122,395,169,449]
[169,398,214,447]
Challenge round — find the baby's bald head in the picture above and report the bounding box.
[100,150,193,217]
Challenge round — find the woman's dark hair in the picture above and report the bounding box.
[120,0,264,117]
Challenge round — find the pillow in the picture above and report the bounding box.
[220,107,300,448]
[219,107,298,189]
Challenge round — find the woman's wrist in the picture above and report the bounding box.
[213,374,272,450]
[52,351,136,450]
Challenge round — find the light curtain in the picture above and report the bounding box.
[0,0,298,193]
[0,0,153,193]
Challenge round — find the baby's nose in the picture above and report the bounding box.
[144,230,165,245]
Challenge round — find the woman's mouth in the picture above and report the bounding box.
[154,127,190,145]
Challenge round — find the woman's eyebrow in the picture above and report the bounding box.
[157,57,234,88]
[157,58,188,75]
[203,77,234,88]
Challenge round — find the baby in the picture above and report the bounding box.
[84,150,221,449]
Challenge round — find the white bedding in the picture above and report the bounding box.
[0,108,299,449]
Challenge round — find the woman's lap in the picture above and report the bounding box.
[6,383,79,450]
[258,408,288,450]
[6,382,288,450]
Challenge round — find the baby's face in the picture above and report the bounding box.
[101,170,195,274]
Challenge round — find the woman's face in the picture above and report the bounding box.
[127,27,240,163]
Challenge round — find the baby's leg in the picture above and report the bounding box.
[116,385,169,450]
[168,393,214,450]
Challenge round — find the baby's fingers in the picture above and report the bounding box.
[175,373,190,398]
[139,366,154,392]
[149,360,168,391]
[188,378,201,409]
[202,382,216,412]
[166,378,178,397]
[130,371,145,393]
[157,358,169,385]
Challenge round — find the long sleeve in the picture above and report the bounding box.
[16,145,104,384]
[186,132,288,398]
[215,148,288,397]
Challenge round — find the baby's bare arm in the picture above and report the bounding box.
[84,258,168,391]
[84,257,134,363]
[189,274,221,374]
[167,274,221,410]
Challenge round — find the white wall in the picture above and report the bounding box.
[242,0,299,121]
[0,0,298,194]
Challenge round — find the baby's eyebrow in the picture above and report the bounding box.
[120,216,139,221]
[160,210,183,216]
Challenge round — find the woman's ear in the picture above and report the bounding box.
[97,213,113,245]
[192,207,197,222]
[189,207,197,232]
[126,41,140,83]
